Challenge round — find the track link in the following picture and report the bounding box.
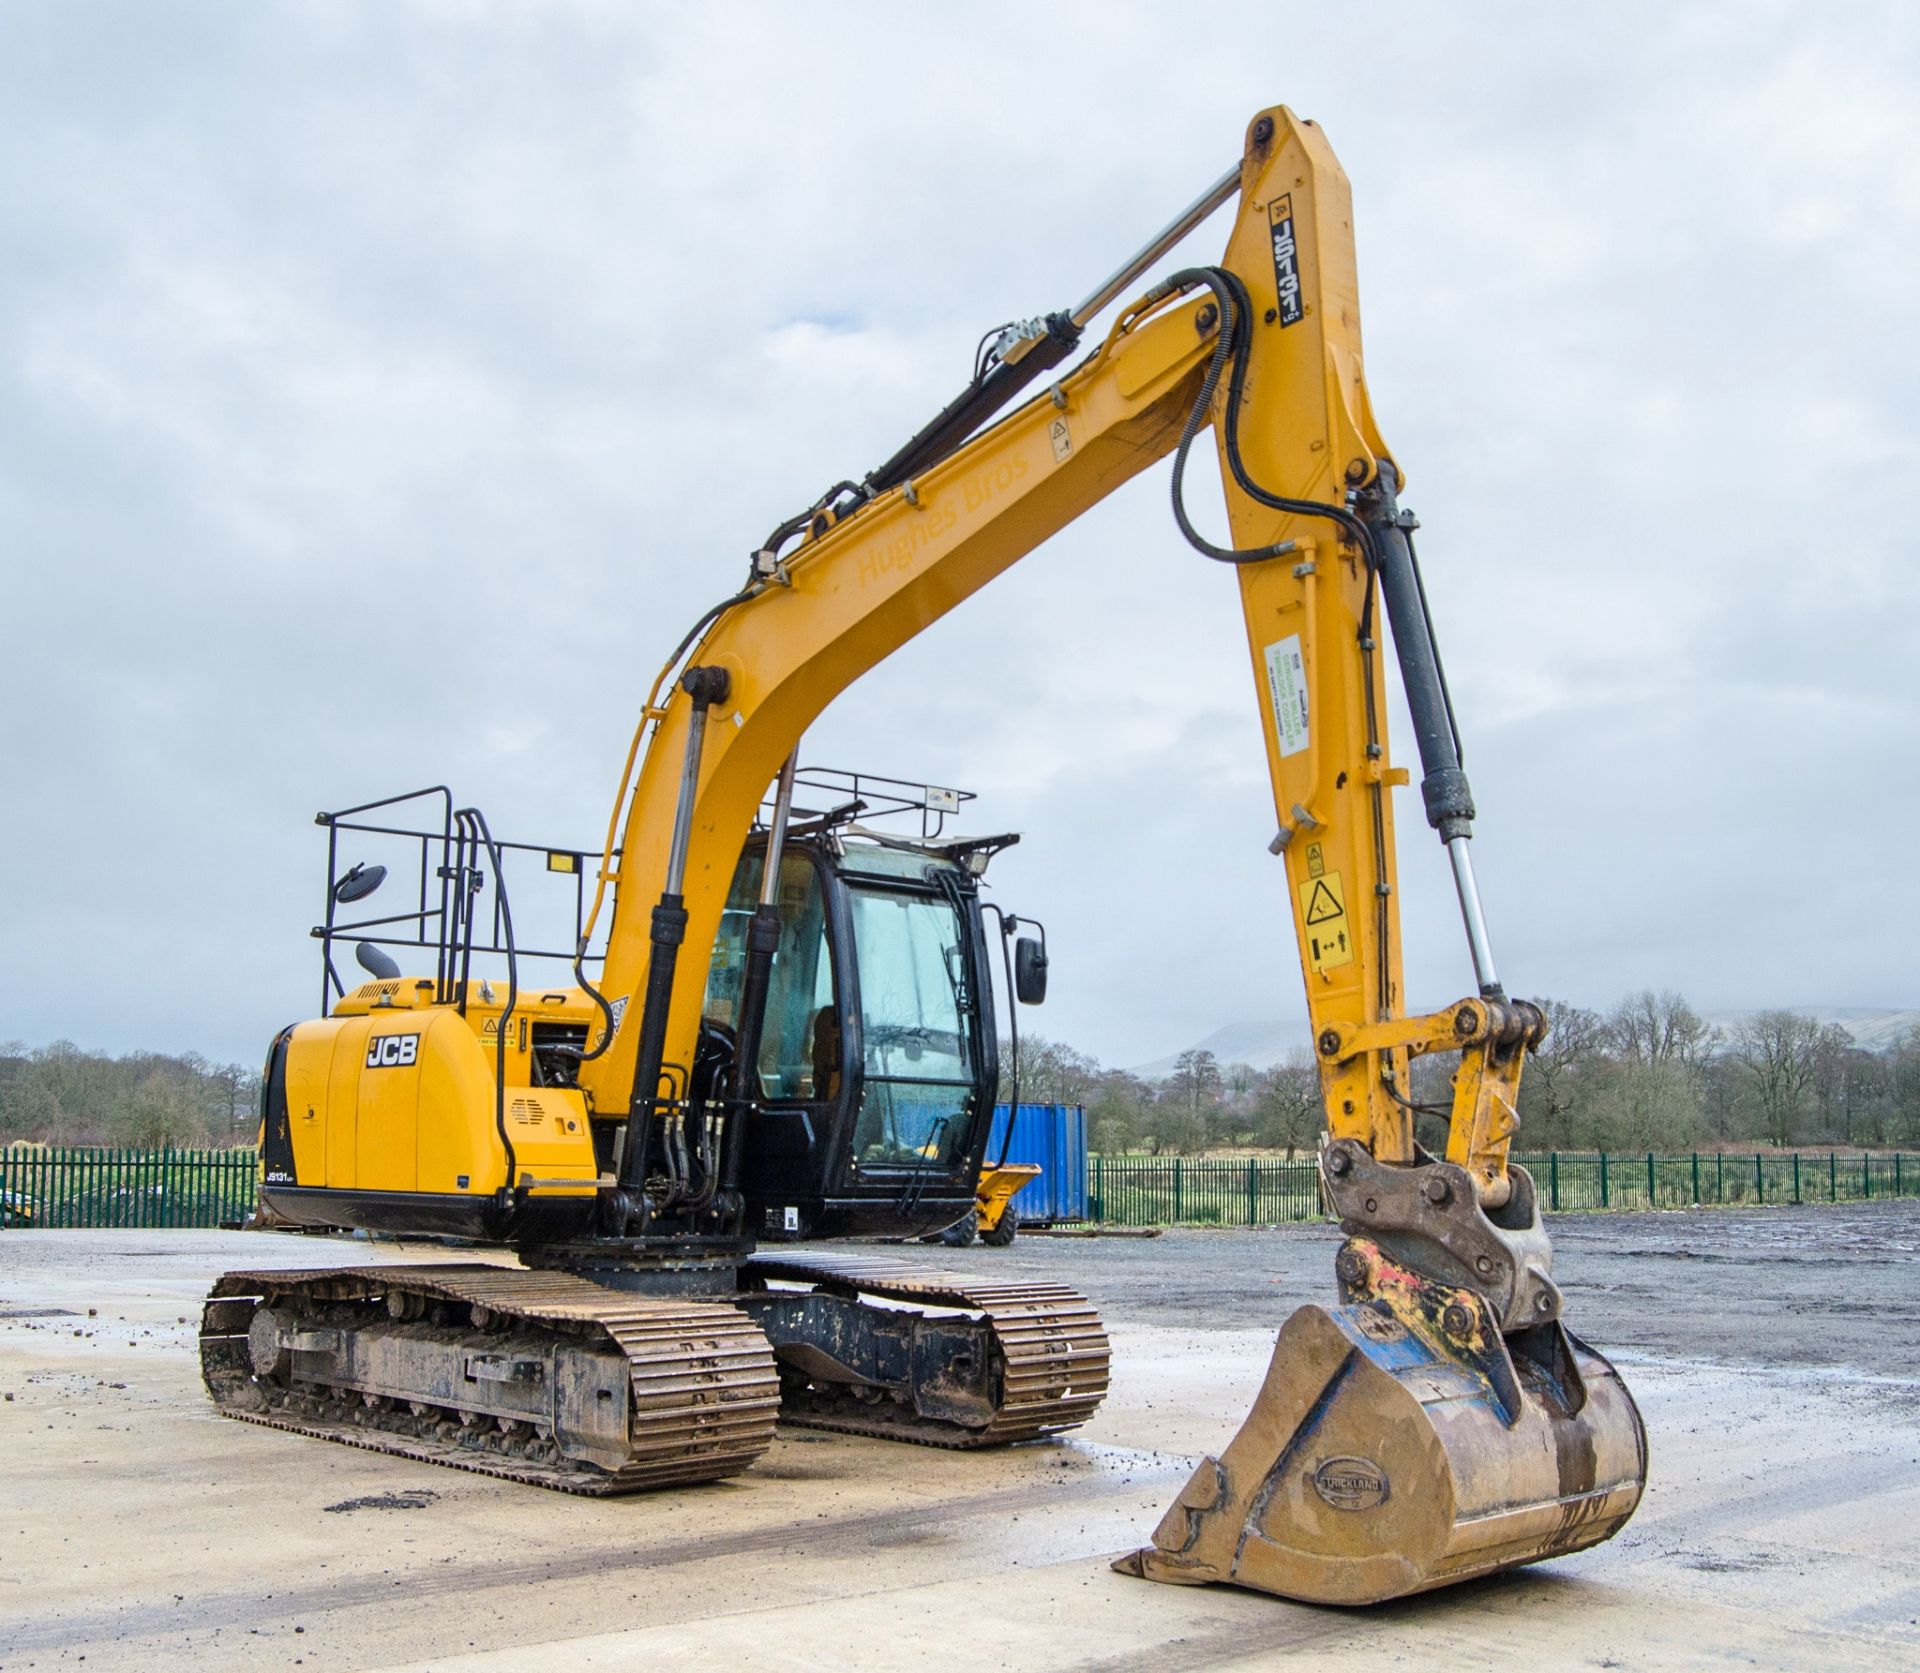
[744,1249,1110,1446]
[200,1265,779,1495]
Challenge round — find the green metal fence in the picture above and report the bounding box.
[0,1146,258,1230]
[1531,1149,1914,1212]
[1090,1154,1323,1227]
[1088,1150,1919,1227]
[3,1144,1914,1233]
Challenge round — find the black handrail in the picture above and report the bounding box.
[312,787,611,1016]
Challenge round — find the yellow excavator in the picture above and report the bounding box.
[203,104,1645,1605]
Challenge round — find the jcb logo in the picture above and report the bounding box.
[365,1033,420,1070]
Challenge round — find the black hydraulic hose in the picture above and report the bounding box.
[992,909,1022,1170]
[1165,266,1379,561]
[456,806,519,1205]
[754,479,867,568]
[570,953,620,1063]
[1167,277,1303,566]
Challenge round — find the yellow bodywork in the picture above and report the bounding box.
[281,979,599,1200]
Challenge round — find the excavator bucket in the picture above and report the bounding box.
[1116,1240,1646,1605]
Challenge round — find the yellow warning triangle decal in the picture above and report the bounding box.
[1304,880,1343,925]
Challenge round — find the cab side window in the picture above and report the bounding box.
[703,852,835,1100]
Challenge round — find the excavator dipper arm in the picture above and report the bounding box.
[575,105,1645,1603]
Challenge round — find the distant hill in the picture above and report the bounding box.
[1130,1006,1920,1080]
[1130,1019,1316,1080]
[1699,1006,1920,1055]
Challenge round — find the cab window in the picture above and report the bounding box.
[704,852,836,1100]
[845,885,975,1169]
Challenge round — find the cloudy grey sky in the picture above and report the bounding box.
[3,1,1916,1071]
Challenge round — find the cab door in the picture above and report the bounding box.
[703,847,841,1220]
[837,879,985,1184]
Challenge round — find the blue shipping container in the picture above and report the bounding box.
[986,1103,1088,1223]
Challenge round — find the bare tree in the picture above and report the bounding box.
[1608,990,1714,1080]
[205,1061,261,1144]
[1152,1050,1222,1154]
[1085,1069,1152,1154]
[1890,1024,1920,1144]
[1518,999,1606,1150]
[1167,1049,1222,1119]
[1731,1009,1825,1147]
[1254,1053,1323,1159]
[117,1068,204,1148]
[996,1033,1098,1107]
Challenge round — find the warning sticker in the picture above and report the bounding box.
[1264,634,1309,759]
[1048,415,1072,462]
[1297,869,1353,974]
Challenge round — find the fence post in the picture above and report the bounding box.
[1550,1152,1560,1212]
[1864,1151,1871,1199]
[1647,1151,1656,1207]
[1173,1156,1182,1225]
[1093,1153,1103,1222]
[1600,1152,1609,1208]
[1793,1152,1801,1205]
[1716,1151,1724,1202]
[1691,1152,1700,1204]
[1246,1159,1258,1226]
[1830,1151,1837,1201]
[1756,1152,1764,1204]
[1898,1153,1904,1196]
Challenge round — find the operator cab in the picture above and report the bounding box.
[696,772,1028,1241]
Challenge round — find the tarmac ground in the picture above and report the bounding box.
[2,1202,1916,1671]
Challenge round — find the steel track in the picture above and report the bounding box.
[201,1265,780,1494]
[744,1249,1111,1445]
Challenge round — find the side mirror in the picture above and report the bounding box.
[334,862,387,904]
[1014,936,1048,1006]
